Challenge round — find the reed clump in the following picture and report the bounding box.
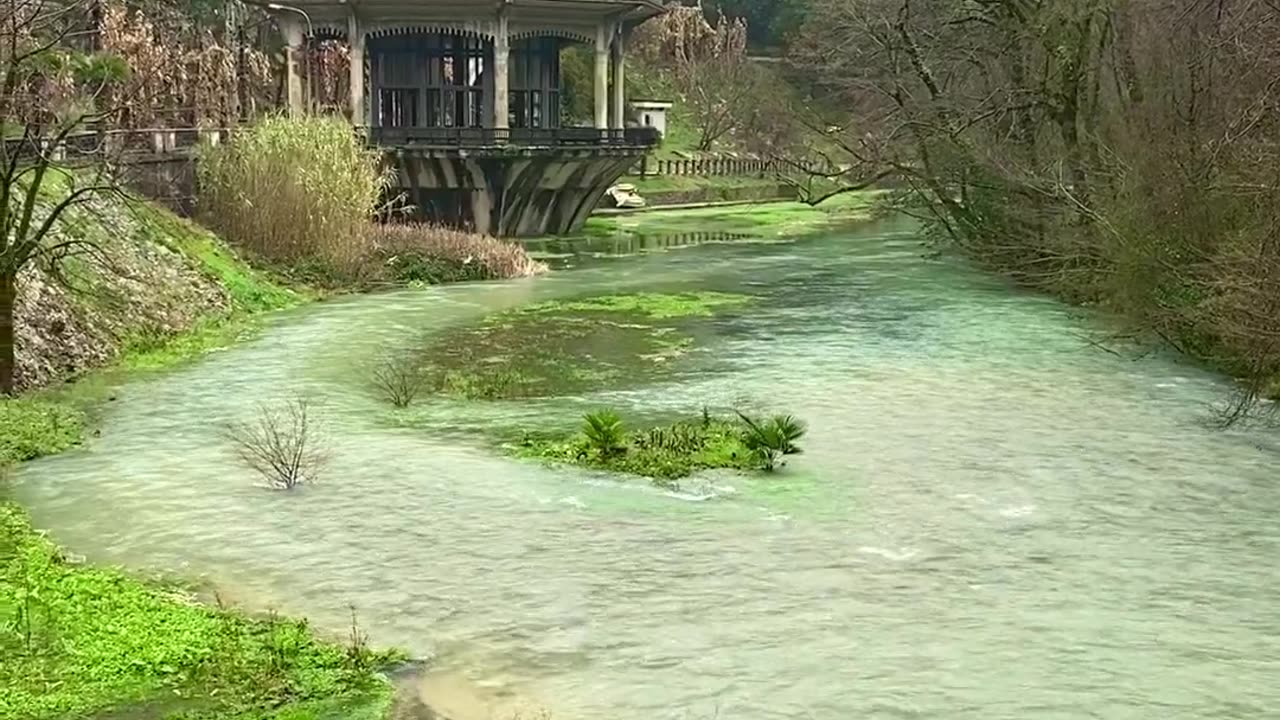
[200,116,546,287]
[199,116,386,275]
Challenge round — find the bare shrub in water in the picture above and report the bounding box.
[225,398,329,489]
[199,116,388,275]
[368,223,547,283]
[372,354,425,408]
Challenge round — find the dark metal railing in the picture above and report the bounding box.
[366,126,661,149]
[1,127,232,163]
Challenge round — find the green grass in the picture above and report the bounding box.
[118,316,263,372]
[584,192,880,241]
[0,399,84,466]
[516,413,761,486]
[113,215,302,372]
[167,224,303,315]
[137,210,305,367]
[651,104,705,160]
[621,174,785,194]
[0,503,400,720]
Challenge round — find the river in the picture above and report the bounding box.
[14,210,1280,719]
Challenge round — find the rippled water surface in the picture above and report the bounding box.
[16,214,1280,719]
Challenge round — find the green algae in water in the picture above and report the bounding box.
[520,291,750,319]
[416,292,750,399]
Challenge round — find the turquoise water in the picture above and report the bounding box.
[15,214,1280,718]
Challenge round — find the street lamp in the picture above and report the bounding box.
[266,2,313,34]
[267,3,315,112]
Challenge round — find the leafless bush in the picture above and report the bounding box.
[372,354,425,408]
[368,223,548,281]
[225,398,329,489]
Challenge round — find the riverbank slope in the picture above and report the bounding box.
[1,189,541,720]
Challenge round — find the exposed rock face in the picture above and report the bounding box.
[13,196,231,391]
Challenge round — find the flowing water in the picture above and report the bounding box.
[14,212,1280,719]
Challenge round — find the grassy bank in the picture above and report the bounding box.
[0,200,302,466]
[585,192,878,240]
[0,503,399,720]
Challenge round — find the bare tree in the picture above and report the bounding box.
[371,353,425,408]
[225,397,329,489]
[787,0,1280,422]
[633,6,757,151]
[0,0,133,395]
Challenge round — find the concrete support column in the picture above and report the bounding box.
[594,22,610,130]
[281,18,305,117]
[493,10,510,131]
[348,14,365,125]
[609,29,625,131]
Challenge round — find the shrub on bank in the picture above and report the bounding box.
[199,116,387,274]
[369,223,548,285]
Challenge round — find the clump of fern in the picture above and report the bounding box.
[582,409,626,457]
[736,412,807,471]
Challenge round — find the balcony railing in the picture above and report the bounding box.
[366,126,661,149]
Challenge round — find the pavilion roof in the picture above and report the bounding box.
[259,0,666,29]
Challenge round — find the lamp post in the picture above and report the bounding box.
[267,2,314,112]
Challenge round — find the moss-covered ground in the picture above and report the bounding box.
[0,503,400,720]
[415,291,750,400]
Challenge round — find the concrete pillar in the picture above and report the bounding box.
[493,11,510,131]
[281,18,305,117]
[594,22,610,130]
[348,14,365,125]
[610,30,625,131]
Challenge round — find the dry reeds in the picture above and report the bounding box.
[199,116,387,274]
[368,223,547,282]
[199,116,548,286]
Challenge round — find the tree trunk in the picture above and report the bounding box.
[0,271,15,395]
